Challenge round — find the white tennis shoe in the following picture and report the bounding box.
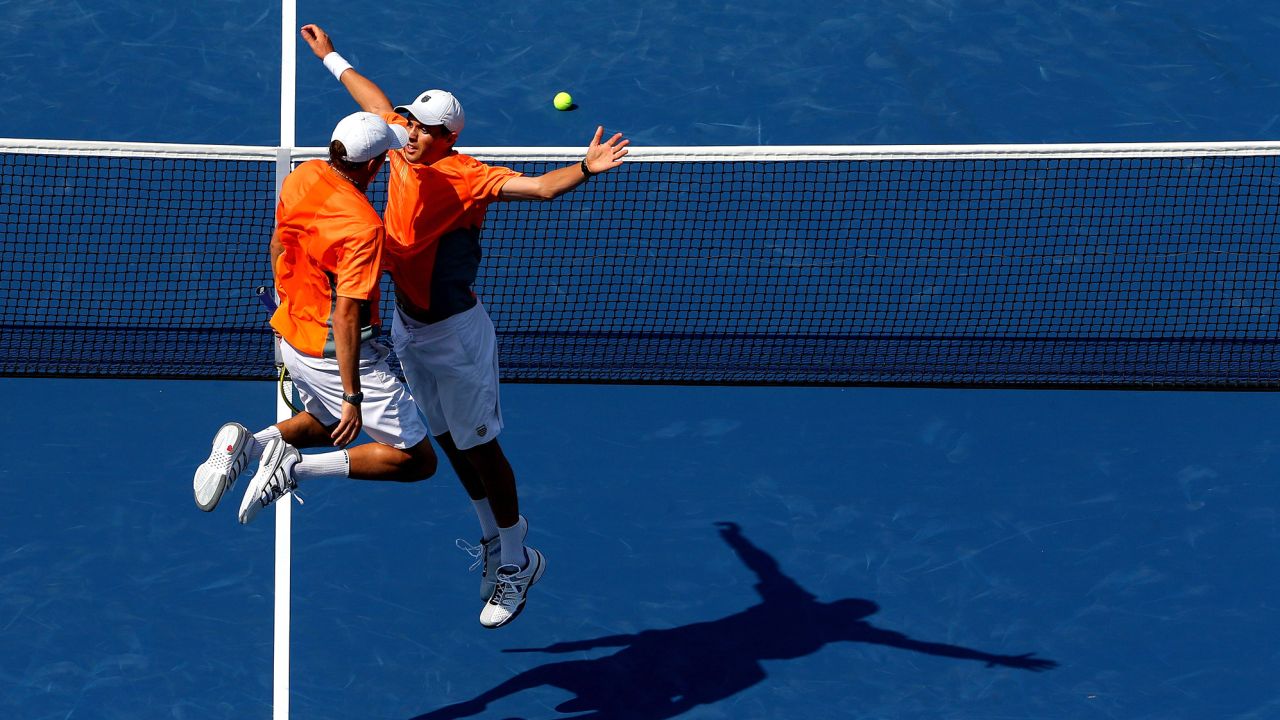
[480,547,546,629]
[193,422,252,512]
[238,438,301,525]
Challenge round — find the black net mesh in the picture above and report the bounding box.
[3,146,1278,387]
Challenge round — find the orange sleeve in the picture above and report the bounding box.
[334,224,384,301]
[467,159,522,201]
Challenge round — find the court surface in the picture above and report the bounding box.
[3,1,1276,147]
[4,1,1280,718]
[3,377,1278,719]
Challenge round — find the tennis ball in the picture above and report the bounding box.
[553,91,573,111]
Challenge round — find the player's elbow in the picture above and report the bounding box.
[524,176,567,201]
[530,181,561,201]
[359,98,394,115]
[331,297,361,328]
[499,177,563,202]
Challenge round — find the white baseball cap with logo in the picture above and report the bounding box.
[331,111,409,163]
[395,89,466,134]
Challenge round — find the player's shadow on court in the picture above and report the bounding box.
[410,521,1056,720]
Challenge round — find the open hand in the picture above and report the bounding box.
[583,126,630,175]
[331,400,362,447]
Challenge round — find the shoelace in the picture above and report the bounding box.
[257,487,304,507]
[489,565,524,605]
[255,465,304,508]
[456,539,484,572]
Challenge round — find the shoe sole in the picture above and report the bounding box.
[481,548,545,630]
[193,423,249,512]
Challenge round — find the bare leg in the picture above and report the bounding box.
[437,433,518,528]
[347,437,437,481]
[464,439,518,527]
[275,412,333,448]
[276,412,437,482]
[435,432,489,502]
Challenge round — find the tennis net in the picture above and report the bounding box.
[2,138,1278,387]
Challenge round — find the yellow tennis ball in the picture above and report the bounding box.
[553,91,573,111]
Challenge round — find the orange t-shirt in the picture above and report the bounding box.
[270,159,385,357]
[380,112,521,312]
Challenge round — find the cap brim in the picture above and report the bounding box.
[394,105,429,125]
[388,124,409,149]
[394,103,451,130]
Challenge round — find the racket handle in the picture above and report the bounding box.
[256,285,278,313]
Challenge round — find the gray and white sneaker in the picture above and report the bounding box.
[457,535,504,602]
[193,422,252,512]
[480,547,546,629]
[237,438,301,525]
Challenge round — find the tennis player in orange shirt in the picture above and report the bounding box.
[193,111,438,524]
[302,23,629,629]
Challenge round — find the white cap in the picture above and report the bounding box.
[330,111,409,163]
[394,89,465,134]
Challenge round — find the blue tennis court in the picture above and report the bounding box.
[4,1,1280,718]
[4,378,1279,718]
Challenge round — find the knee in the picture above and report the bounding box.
[405,442,438,481]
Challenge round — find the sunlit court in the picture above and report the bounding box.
[5,380,1279,718]
[3,2,1280,719]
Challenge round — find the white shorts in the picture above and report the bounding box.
[280,339,429,449]
[391,300,503,451]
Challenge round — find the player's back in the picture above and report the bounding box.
[271,159,386,357]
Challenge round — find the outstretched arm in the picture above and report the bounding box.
[498,126,630,201]
[715,521,816,604]
[861,627,1057,672]
[300,24,393,114]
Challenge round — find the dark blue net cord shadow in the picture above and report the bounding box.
[410,522,1056,720]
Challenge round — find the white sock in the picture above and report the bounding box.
[472,498,500,542]
[250,426,282,461]
[498,516,529,569]
[294,450,349,481]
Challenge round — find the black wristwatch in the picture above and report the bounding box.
[580,158,595,178]
[342,391,364,405]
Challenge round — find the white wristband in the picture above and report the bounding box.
[322,52,353,81]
